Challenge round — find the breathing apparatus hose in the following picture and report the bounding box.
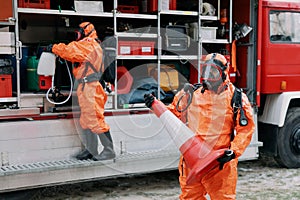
[46,60,73,105]
[176,83,201,112]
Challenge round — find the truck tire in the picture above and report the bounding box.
[275,108,300,168]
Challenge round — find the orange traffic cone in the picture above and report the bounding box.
[151,99,227,185]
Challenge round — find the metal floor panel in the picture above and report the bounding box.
[0,150,179,177]
[0,151,180,193]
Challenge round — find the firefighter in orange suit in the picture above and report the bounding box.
[145,53,255,199]
[48,22,115,161]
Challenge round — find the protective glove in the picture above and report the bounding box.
[217,149,236,170]
[44,44,53,52]
[144,93,155,108]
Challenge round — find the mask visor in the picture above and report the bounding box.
[200,63,222,82]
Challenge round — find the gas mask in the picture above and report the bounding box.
[75,22,92,41]
[200,53,228,93]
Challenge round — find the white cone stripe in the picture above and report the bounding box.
[160,110,194,148]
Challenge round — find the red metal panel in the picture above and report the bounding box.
[262,0,300,9]
[256,0,263,106]
[233,0,250,89]
[0,0,13,22]
[260,2,300,94]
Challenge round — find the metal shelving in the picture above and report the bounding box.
[2,0,233,113]
[0,1,17,104]
[18,8,114,17]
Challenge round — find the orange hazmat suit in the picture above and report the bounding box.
[52,22,109,134]
[167,53,255,199]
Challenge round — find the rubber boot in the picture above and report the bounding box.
[92,131,116,161]
[75,149,93,160]
[76,129,99,160]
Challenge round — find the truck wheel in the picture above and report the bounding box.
[275,108,300,168]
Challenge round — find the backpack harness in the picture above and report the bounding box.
[77,61,103,91]
[176,83,248,131]
[77,39,104,91]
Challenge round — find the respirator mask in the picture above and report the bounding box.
[200,53,228,93]
[75,22,91,41]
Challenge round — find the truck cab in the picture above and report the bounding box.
[256,0,300,168]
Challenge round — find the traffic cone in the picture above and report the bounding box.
[150,99,227,185]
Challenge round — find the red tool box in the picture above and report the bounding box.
[118,41,155,55]
[148,0,177,12]
[18,0,50,9]
[118,5,139,14]
[39,75,52,90]
[0,74,12,97]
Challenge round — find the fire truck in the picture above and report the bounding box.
[0,0,299,196]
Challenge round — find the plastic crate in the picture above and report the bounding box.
[75,1,103,12]
[118,41,139,55]
[148,0,176,12]
[201,27,217,40]
[138,41,155,55]
[18,0,50,9]
[118,41,155,55]
[0,74,12,97]
[118,5,139,14]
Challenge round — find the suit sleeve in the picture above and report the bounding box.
[230,93,255,157]
[52,41,91,63]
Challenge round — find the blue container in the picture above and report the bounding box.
[20,46,29,91]
[4,46,29,92]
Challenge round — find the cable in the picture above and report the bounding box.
[176,83,202,112]
[176,83,194,112]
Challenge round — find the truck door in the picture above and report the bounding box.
[260,0,300,94]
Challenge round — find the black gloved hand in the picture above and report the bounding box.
[217,149,236,170]
[144,93,155,108]
[44,44,53,52]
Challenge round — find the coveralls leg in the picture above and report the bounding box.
[179,156,238,200]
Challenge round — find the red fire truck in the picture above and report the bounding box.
[0,0,299,196]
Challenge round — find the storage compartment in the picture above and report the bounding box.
[0,74,12,97]
[18,0,50,9]
[201,27,217,40]
[74,1,103,12]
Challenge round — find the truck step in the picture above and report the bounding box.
[0,150,179,177]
